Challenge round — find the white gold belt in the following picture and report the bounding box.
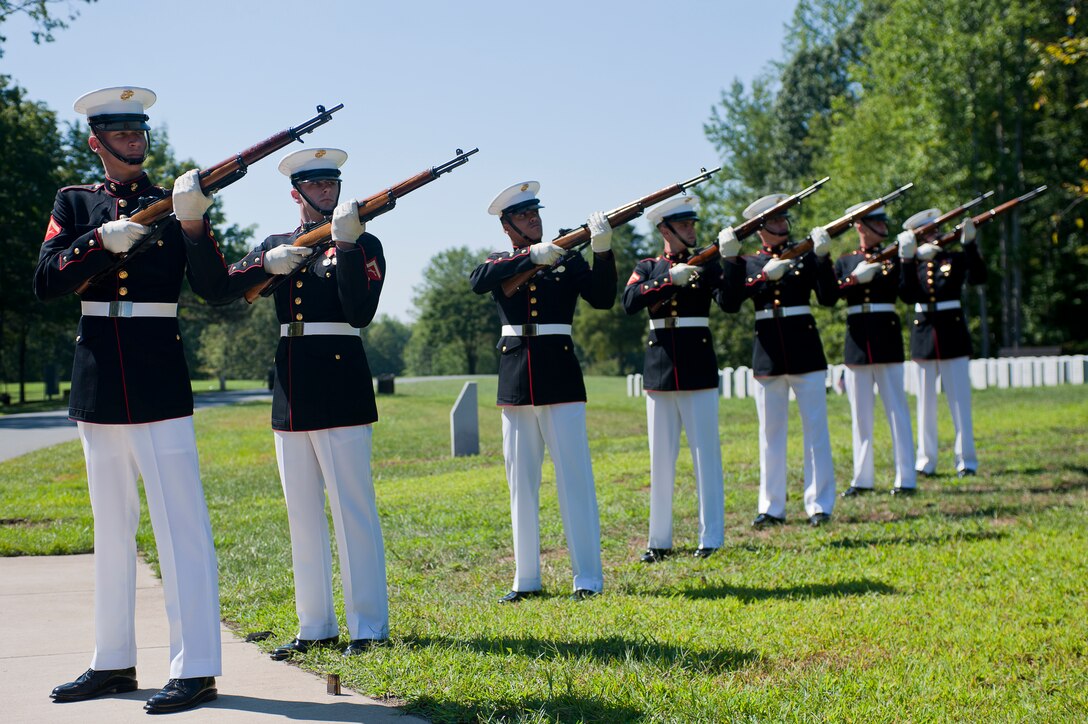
[754,305,811,321]
[81,301,177,318]
[650,317,709,330]
[501,324,572,337]
[914,301,961,313]
[280,322,358,337]
[846,303,896,315]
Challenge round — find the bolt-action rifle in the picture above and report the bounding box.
[500,167,721,298]
[244,147,480,303]
[76,103,344,294]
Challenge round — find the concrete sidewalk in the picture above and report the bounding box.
[0,554,426,723]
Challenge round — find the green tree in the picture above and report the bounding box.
[0,0,96,57]
[407,246,498,375]
[362,315,411,376]
[0,76,67,402]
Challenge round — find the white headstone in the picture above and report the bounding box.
[1043,357,1059,386]
[996,359,1010,389]
[969,360,987,390]
[720,367,734,398]
[734,366,749,399]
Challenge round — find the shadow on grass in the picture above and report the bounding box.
[408,694,643,723]
[677,578,896,602]
[403,634,756,675]
[826,529,1008,549]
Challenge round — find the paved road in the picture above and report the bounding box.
[0,389,272,463]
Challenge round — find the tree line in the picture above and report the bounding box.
[2,0,1084,398]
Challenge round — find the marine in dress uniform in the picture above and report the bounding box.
[622,196,726,562]
[470,181,617,601]
[718,195,839,527]
[897,210,987,477]
[241,149,391,660]
[834,202,918,496]
[33,86,247,714]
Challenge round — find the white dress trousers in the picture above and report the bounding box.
[274,425,389,641]
[845,364,917,490]
[914,356,978,474]
[501,403,603,593]
[753,371,837,518]
[78,417,222,679]
[645,389,724,550]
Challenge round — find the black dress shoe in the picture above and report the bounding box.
[270,636,338,661]
[890,486,916,496]
[692,547,717,559]
[498,589,541,603]
[344,638,386,656]
[841,486,872,498]
[957,468,977,478]
[570,589,599,601]
[639,547,672,563]
[752,513,785,529]
[808,512,831,527]
[917,469,938,478]
[51,667,138,702]
[143,677,217,714]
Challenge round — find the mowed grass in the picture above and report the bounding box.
[2,379,1086,722]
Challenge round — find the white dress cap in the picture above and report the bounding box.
[646,195,699,227]
[73,86,156,118]
[845,200,887,219]
[902,208,942,230]
[277,148,348,178]
[488,181,542,216]
[742,193,789,220]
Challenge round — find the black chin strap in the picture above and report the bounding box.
[502,213,536,246]
[663,220,695,248]
[293,180,341,217]
[93,129,150,166]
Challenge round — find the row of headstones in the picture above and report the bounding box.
[625,355,1088,399]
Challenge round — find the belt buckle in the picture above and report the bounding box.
[108,301,133,318]
[861,303,873,313]
[521,323,538,337]
[772,307,784,318]
[287,321,305,337]
[663,318,679,329]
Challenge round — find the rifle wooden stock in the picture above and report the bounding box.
[75,103,344,294]
[244,148,479,303]
[499,167,720,298]
[779,183,914,262]
[933,185,1048,248]
[838,190,996,289]
[684,176,830,268]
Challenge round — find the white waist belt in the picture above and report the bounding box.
[501,324,572,337]
[280,322,358,337]
[847,303,896,315]
[81,301,177,318]
[650,316,709,330]
[754,305,811,321]
[914,301,961,313]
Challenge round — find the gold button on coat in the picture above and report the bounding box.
[118,270,128,279]
[118,287,128,296]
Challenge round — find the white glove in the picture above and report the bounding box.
[587,211,612,253]
[669,263,700,287]
[852,260,882,285]
[172,169,213,221]
[961,217,977,245]
[717,226,740,258]
[331,200,366,242]
[263,244,313,275]
[896,229,917,259]
[763,257,792,281]
[529,241,563,265]
[917,243,940,261]
[810,226,832,257]
[98,219,148,254]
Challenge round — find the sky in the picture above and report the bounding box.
[2,0,798,321]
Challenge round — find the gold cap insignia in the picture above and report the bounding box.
[120,89,134,101]
[315,150,327,158]
[520,183,529,192]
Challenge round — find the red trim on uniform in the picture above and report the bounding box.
[365,256,382,281]
[670,329,680,390]
[44,216,62,241]
[932,328,941,360]
[626,270,642,286]
[866,340,874,364]
[113,318,133,423]
[486,249,531,264]
[526,343,535,406]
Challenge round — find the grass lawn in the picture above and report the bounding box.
[2,379,1086,722]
